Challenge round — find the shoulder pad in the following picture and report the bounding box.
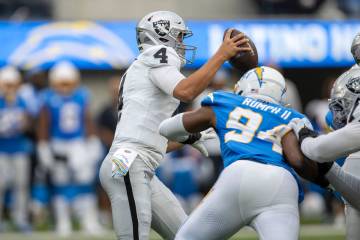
[137,45,181,69]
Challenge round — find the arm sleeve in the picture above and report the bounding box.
[149,65,185,96]
[326,163,360,210]
[301,122,360,162]
[158,113,189,142]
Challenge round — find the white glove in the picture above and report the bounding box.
[190,129,217,157]
[288,118,313,139]
[37,141,54,170]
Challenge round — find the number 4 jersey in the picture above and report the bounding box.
[113,45,185,169]
[202,91,310,201]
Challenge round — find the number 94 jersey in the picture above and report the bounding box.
[202,91,309,196]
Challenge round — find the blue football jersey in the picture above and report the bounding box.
[201,91,309,201]
[40,87,89,140]
[325,111,334,130]
[0,95,30,153]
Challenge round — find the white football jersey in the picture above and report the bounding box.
[112,45,185,169]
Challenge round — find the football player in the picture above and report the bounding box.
[99,10,251,240]
[329,35,360,240]
[0,66,31,232]
[37,61,103,235]
[159,66,310,240]
[290,67,360,239]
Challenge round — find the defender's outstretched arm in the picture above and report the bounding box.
[159,106,216,141]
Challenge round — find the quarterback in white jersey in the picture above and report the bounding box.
[99,10,251,240]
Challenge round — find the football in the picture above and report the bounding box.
[223,28,258,73]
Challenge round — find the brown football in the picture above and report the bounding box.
[223,28,258,73]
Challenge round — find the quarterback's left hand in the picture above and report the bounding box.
[181,129,217,157]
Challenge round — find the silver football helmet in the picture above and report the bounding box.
[136,11,196,66]
[234,66,287,105]
[329,68,360,129]
[351,33,360,65]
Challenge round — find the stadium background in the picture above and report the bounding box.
[0,0,359,239]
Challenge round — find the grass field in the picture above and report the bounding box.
[0,225,345,240]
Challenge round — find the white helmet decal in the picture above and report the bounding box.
[152,20,170,37]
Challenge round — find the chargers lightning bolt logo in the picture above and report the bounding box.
[255,67,264,87]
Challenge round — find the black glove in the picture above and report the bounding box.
[180,132,201,144]
[298,127,319,144]
[314,162,334,188]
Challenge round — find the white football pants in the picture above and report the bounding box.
[50,139,102,234]
[99,151,187,240]
[175,160,300,240]
[0,153,30,225]
[50,139,97,185]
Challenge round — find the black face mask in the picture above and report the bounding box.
[329,99,348,130]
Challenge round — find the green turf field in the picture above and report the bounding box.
[0,225,345,240]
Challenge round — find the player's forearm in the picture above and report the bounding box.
[301,124,360,162]
[326,163,360,211]
[174,52,227,102]
[85,108,97,137]
[159,113,189,142]
[37,107,50,141]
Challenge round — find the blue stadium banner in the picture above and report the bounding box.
[0,20,359,70]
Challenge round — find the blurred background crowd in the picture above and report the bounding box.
[0,0,358,236]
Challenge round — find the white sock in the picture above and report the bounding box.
[53,196,72,235]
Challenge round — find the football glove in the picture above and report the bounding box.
[298,127,319,144]
[314,162,334,188]
[288,117,314,140]
[181,129,217,157]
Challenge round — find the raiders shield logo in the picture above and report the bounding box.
[153,20,170,37]
[347,77,360,94]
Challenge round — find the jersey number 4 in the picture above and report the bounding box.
[225,107,289,154]
[154,48,168,64]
